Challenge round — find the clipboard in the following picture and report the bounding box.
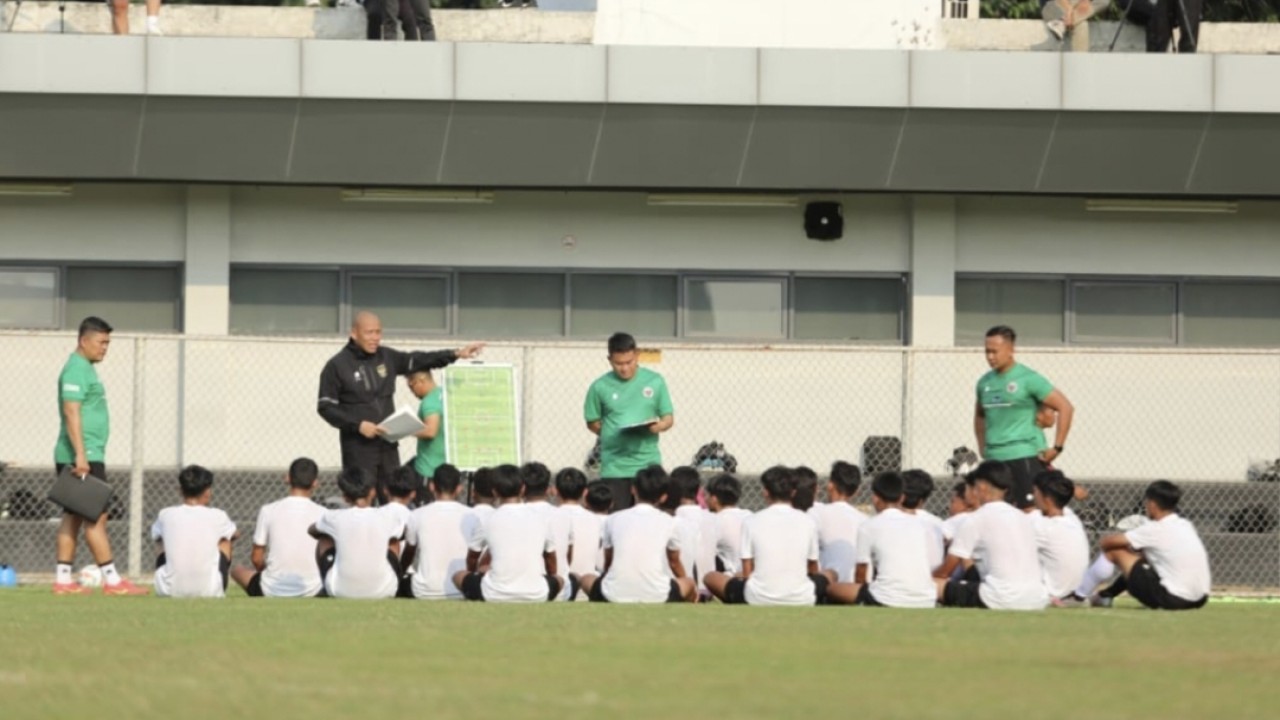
[47,466,114,521]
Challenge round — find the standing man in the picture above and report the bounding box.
[584,332,674,512]
[318,311,483,504]
[53,316,147,595]
[405,368,445,501]
[974,326,1074,510]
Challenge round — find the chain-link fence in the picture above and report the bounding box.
[1,331,1277,589]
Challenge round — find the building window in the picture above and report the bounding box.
[793,277,903,342]
[570,274,677,338]
[0,268,58,329]
[350,274,449,335]
[1183,282,1280,347]
[1072,281,1176,345]
[685,277,787,339]
[955,278,1064,346]
[230,268,339,335]
[458,272,565,337]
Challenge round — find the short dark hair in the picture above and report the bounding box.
[178,464,214,498]
[707,473,741,506]
[633,465,669,504]
[386,466,418,499]
[1145,480,1182,511]
[337,467,372,501]
[967,460,1013,492]
[986,325,1016,343]
[287,457,319,490]
[520,462,551,497]
[902,469,935,510]
[472,467,495,500]
[871,472,904,503]
[792,466,818,511]
[554,467,588,501]
[829,461,862,497]
[607,332,637,355]
[78,316,113,337]
[491,464,523,499]
[669,466,701,503]
[1033,470,1074,510]
[431,464,461,494]
[585,482,614,513]
[952,481,967,500]
[761,465,795,503]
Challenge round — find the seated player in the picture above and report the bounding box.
[580,466,695,603]
[807,461,868,583]
[941,480,976,544]
[827,472,935,609]
[670,466,717,595]
[402,464,477,600]
[522,462,569,600]
[660,468,701,588]
[554,468,603,599]
[706,473,752,575]
[1030,470,1089,604]
[585,482,613,572]
[153,465,238,599]
[704,466,830,607]
[1090,480,1210,610]
[231,457,326,598]
[309,468,405,600]
[452,464,563,603]
[902,469,946,572]
[934,461,1049,611]
[469,466,496,530]
[791,466,820,512]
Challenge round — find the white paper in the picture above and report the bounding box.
[380,405,425,443]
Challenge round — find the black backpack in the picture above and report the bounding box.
[692,441,737,473]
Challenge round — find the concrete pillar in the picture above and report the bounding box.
[909,195,957,347]
[183,185,231,335]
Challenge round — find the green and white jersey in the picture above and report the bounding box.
[55,352,109,464]
[976,363,1052,462]
[584,367,674,480]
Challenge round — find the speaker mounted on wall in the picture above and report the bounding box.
[804,201,843,241]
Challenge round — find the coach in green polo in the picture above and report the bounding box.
[584,332,674,512]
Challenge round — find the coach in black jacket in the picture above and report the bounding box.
[318,311,484,503]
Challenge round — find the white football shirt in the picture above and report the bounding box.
[406,500,478,600]
[315,506,404,599]
[807,501,869,582]
[152,504,237,599]
[469,503,556,602]
[949,501,1049,610]
[855,507,937,609]
[715,506,753,575]
[741,504,821,607]
[1124,513,1212,601]
[559,504,603,578]
[527,500,571,600]
[671,509,701,582]
[941,511,971,543]
[1032,510,1090,599]
[910,509,947,572]
[252,496,326,598]
[601,503,681,603]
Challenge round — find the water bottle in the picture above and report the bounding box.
[0,565,17,588]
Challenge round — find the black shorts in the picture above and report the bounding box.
[157,551,230,591]
[600,478,634,513]
[942,579,987,609]
[1001,456,1046,510]
[245,571,264,597]
[460,572,560,602]
[1126,561,1208,611]
[587,574,683,603]
[723,574,829,605]
[854,583,886,607]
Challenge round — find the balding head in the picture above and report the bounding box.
[350,311,382,354]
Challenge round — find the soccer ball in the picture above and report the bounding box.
[77,565,103,588]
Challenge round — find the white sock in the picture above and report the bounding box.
[56,563,73,585]
[146,15,161,32]
[1076,554,1116,597]
[100,562,122,586]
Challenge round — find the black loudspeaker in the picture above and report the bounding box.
[804,201,843,241]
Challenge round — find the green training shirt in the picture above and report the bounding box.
[413,387,446,479]
[584,366,674,480]
[976,363,1053,462]
[55,352,109,464]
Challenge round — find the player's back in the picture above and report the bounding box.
[255,496,325,597]
[808,501,867,582]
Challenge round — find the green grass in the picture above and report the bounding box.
[2,588,1278,720]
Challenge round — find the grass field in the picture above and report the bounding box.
[2,588,1278,720]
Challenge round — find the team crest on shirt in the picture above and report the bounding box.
[353,371,362,382]
[1007,382,1018,394]
[376,364,387,378]
[643,387,654,399]
[612,393,619,401]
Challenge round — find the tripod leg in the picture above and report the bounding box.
[1173,0,1197,52]
[1108,1,1134,52]
[5,0,26,33]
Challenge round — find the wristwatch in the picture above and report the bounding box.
[1053,445,1065,453]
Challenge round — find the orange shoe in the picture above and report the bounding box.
[53,582,93,596]
[102,579,149,596]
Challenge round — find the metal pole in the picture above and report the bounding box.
[127,337,146,579]
[520,345,533,465]
[900,347,914,473]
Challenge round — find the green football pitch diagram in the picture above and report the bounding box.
[442,363,521,470]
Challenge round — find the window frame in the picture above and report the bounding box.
[0,262,183,333]
[345,270,453,336]
[681,273,790,341]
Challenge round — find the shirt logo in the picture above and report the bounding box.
[354,371,362,382]
[612,393,619,401]
[63,383,81,392]
[642,386,654,399]
[1006,382,1018,394]
[376,364,387,378]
